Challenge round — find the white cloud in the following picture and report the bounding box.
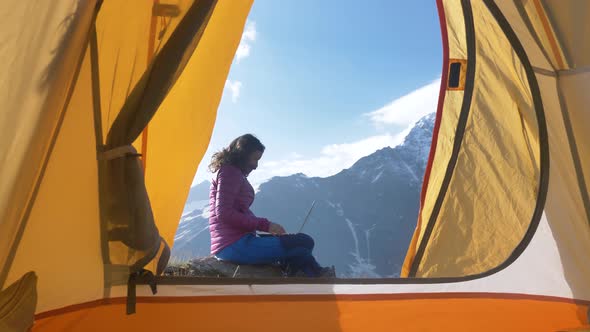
[286,152,303,159]
[365,78,440,127]
[243,21,257,41]
[236,21,257,63]
[223,22,256,103]
[225,80,242,103]
[319,133,408,163]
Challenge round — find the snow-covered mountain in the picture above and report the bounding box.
[182,181,210,216]
[171,112,436,277]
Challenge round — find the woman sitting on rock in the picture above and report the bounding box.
[208,133,334,277]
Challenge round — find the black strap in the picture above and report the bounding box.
[126,269,158,315]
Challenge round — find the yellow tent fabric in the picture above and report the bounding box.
[406,0,541,277]
[402,0,590,280]
[0,0,589,331]
[0,0,99,293]
[0,0,252,316]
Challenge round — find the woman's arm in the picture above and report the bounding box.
[215,166,270,232]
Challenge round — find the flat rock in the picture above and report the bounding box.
[164,256,284,278]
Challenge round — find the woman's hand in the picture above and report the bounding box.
[268,222,286,235]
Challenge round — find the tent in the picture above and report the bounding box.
[0,0,588,331]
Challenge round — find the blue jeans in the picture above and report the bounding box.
[215,233,322,277]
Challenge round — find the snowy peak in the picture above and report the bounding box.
[400,113,435,164]
[345,113,435,184]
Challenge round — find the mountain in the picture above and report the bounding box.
[182,180,211,215]
[171,113,435,277]
[172,181,211,262]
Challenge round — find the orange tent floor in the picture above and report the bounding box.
[34,293,589,332]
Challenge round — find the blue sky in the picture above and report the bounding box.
[192,0,442,187]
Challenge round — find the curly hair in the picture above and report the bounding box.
[208,134,265,173]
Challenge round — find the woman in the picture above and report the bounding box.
[208,134,334,277]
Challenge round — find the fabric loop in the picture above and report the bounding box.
[98,145,140,161]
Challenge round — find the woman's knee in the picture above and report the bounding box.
[279,233,314,250]
[297,233,314,250]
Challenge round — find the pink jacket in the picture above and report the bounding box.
[209,164,270,254]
